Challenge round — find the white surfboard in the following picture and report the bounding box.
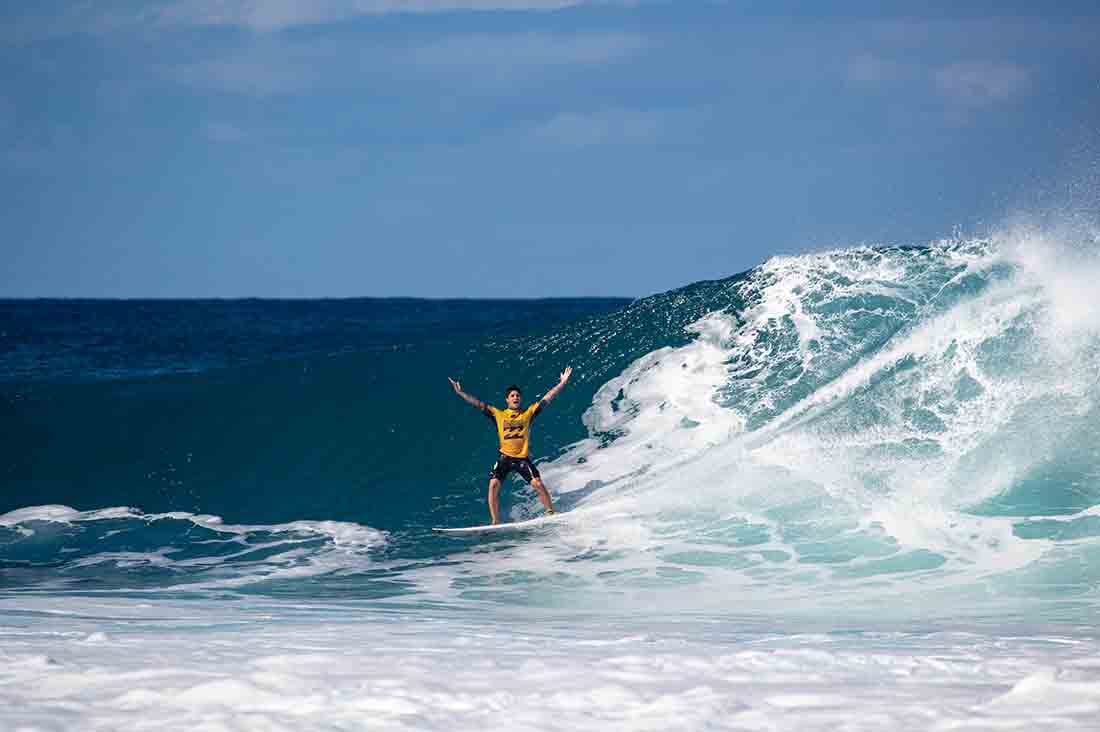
[432,512,564,535]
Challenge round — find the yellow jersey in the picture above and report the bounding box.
[483,401,545,458]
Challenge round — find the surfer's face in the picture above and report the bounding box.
[506,390,521,410]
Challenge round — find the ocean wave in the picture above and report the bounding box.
[0,505,386,595]
[3,227,1100,618]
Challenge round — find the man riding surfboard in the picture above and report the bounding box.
[448,367,572,524]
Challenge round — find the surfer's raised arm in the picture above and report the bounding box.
[444,372,563,525]
[541,366,573,404]
[448,377,487,412]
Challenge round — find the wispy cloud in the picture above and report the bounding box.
[865,18,1100,56]
[55,0,638,36]
[2,0,637,43]
[405,31,647,78]
[527,105,707,148]
[531,108,660,147]
[165,30,646,97]
[170,45,326,96]
[845,50,1034,119]
[933,61,1031,109]
[842,16,1087,116]
[846,53,907,85]
[147,0,627,33]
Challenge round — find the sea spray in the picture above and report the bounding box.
[3,233,1100,620]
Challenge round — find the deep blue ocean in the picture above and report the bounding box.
[3,238,1100,615]
[6,237,1100,730]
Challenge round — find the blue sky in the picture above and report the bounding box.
[2,1,1098,298]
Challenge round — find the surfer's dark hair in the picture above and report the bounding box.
[505,384,522,397]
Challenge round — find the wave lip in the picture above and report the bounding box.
[416,233,1100,619]
[4,230,1100,619]
[0,505,387,595]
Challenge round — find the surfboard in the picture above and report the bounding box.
[432,512,564,535]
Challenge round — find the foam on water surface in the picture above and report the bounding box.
[3,597,1100,732]
[4,226,1100,729]
[380,232,1100,621]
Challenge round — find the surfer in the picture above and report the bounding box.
[448,367,572,524]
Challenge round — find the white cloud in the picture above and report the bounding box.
[933,61,1031,109]
[168,42,330,95]
[2,0,637,43]
[865,18,1100,56]
[846,53,906,85]
[844,50,1034,119]
[155,0,362,32]
[406,31,647,74]
[530,107,690,147]
[165,30,646,96]
[155,0,624,32]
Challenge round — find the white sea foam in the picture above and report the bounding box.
[408,232,1100,618]
[6,233,1100,730]
[2,505,388,594]
[3,596,1100,731]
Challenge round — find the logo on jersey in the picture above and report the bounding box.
[503,420,525,440]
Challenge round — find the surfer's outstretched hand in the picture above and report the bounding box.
[448,377,462,393]
[559,366,573,384]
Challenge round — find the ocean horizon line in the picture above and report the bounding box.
[0,294,638,303]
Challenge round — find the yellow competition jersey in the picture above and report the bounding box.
[483,401,545,458]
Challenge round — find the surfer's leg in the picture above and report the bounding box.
[530,477,556,515]
[519,461,555,515]
[487,478,502,524]
[487,455,510,525]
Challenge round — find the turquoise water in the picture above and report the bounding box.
[6,233,1100,731]
[3,235,1100,623]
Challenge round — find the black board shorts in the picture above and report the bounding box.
[489,454,541,483]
